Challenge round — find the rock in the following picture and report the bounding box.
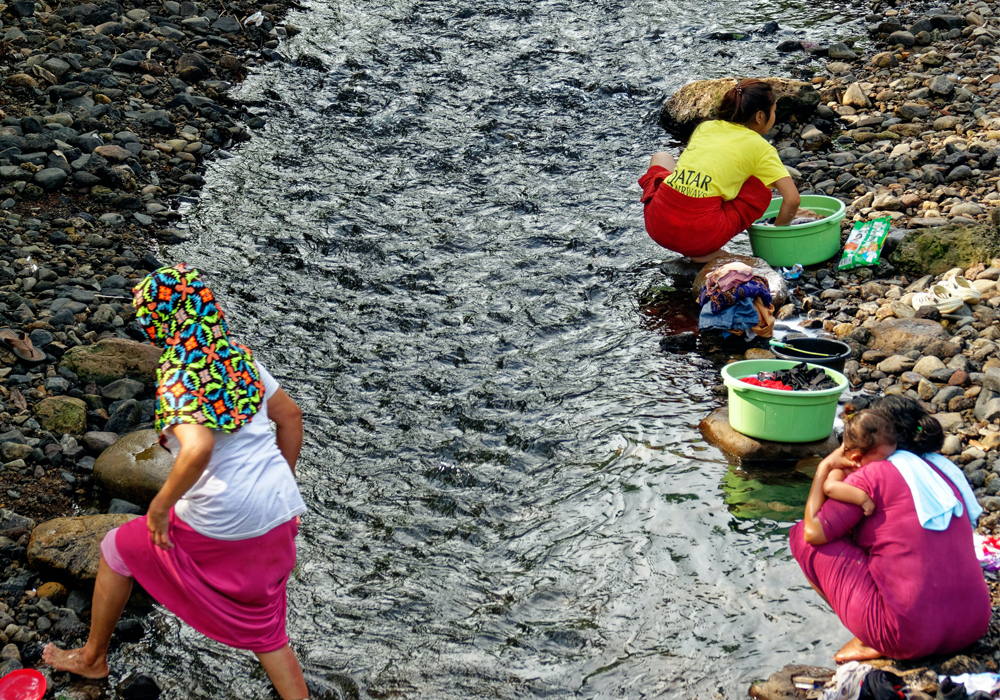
[0,509,35,533]
[94,430,174,506]
[912,355,946,376]
[101,378,145,401]
[749,664,834,700]
[660,78,820,136]
[106,399,142,434]
[887,30,916,46]
[659,332,697,353]
[60,338,161,386]
[176,53,211,83]
[878,355,916,374]
[929,75,954,96]
[27,514,138,582]
[82,431,119,453]
[869,318,950,354]
[842,83,870,109]
[889,224,1000,276]
[691,253,788,308]
[951,202,983,218]
[934,115,962,131]
[35,581,67,604]
[935,412,965,432]
[34,168,68,191]
[827,42,857,60]
[942,434,963,455]
[699,407,840,467]
[118,673,162,700]
[34,396,87,436]
[872,51,898,68]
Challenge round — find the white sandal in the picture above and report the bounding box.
[911,288,963,313]
[940,276,980,304]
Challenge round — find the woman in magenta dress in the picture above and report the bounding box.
[790,396,990,662]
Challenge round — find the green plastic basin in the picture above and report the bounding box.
[747,194,846,267]
[721,359,848,443]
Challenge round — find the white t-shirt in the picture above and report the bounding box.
[167,362,307,540]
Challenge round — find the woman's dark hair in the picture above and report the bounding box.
[867,396,944,454]
[841,404,896,454]
[717,79,775,125]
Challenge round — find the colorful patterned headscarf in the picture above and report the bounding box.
[133,264,265,434]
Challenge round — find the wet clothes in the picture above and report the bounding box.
[699,298,760,334]
[664,120,790,200]
[639,166,773,257]
[698,275,773,314]
[858,670,905,700]
[741,377,792,390]
[790,457,991,660]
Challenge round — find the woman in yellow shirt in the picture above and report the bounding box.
[639,79,801,261]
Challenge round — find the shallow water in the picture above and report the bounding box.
[116,0,873,697]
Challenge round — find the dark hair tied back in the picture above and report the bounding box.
[718,79,775,125]
[868,396,943,454]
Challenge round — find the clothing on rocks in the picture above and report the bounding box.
[858,670,904,700]
[639,166,773,258]
[790,457,991,659]
[702,262,753,296]
[699,297,760,334]
[133,264,265,434]
[821,661,872,700]
[938,674,1000,695]
[104,511,298,653]
[887,450,982,531]
[974,533,1000,571]
[751,298,775,338]
[698,274,773,314]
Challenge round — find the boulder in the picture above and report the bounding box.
[868,318,950,354]
[34,396,87,436]
[700,407,839,467]
[749,665,835,700]
[0,509,35,534]
[60,338,161,386]
[889,224,1000,276]
[660,78,821,137]
[27,514,138,582]
[94,430,173,506]
[691,253,788,308]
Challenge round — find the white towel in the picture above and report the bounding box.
[888,450,982,531]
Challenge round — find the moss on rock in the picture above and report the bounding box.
[889,223,1000,276]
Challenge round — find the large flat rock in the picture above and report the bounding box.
[700,407,839,467]
[868,318,950,354]
[28,514,138,583]
[60,338,161,386]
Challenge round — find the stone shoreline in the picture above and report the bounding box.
[663,0,1000,696]
[0,0,313,694]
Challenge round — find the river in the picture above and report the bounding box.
[117,0,872,697]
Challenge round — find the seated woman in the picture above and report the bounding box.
[790,396,990,662]
[639,79,801,262]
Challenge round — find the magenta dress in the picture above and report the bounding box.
[790,458,991,659]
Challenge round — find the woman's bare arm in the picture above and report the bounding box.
[268,388,303,474]
[772,177,801,226]
[147,423,215,549]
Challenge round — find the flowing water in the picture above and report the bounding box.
[114,1,874,697]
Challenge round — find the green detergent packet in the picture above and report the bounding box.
[837,216,892,271]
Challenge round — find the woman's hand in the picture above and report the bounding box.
[772,177,801,226]
[147,500,173,550]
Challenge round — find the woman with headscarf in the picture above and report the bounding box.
[43,264,310,699]
[791,396,990,662]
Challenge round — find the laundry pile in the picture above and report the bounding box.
[974,533,1000,571]
[740,363,837,392]
[814,662,1000,700]
[697,262,775,339]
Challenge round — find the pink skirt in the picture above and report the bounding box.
[104,510,297,653]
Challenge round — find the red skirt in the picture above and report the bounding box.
[115,510,298,653]
[638,165,772,257]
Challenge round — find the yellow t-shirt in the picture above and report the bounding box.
[665,120,790,200]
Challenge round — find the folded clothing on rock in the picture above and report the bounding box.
[699,297,760,336]
[698,274,773,314]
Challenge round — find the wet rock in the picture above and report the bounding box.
[890,224,1000,275]
[661,78,820,136]
[659,332,697,353]
[699,407,839,466]
[27,514,138,582]
[60,338,161,386]
[869,318,950,354]
[36,581,68,604]
[34,396,88,436]
[94,430,174,506]
[118,673,162,700]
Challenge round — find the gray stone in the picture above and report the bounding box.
[887,30,916,46]
[942,434,963,455]
[34,167,68,191]
[101,378,144,401]
[912,355,947,377]
[929,75,955,96]
[94,430,174,506]
[60,338,161,386]
[82,431,118,453]
[827,42,857,60]
[105,399,141,434]
[877,355,916,374]
[935,412,966,432]
[933,385,965,405]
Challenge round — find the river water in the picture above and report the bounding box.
[115,0,873,697]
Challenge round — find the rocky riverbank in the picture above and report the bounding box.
[0,0,312,694]
[657,0,1000,695]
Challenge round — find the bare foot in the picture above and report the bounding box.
[42,643,109,679]
[833,637,883,663]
